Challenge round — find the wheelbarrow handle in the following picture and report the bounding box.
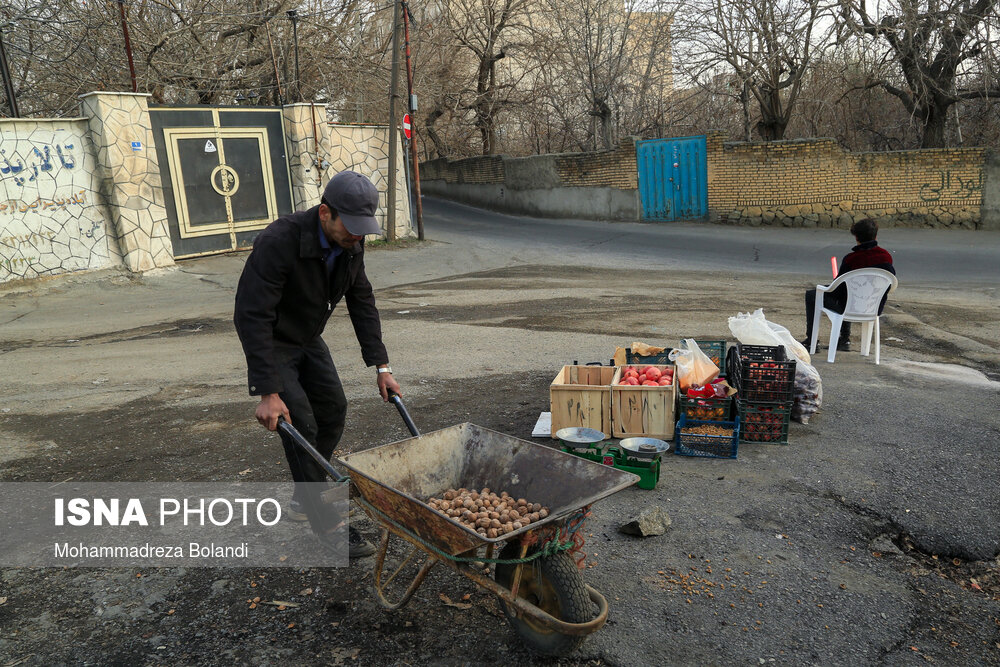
[389,391,421,437]
[277,417,349,483]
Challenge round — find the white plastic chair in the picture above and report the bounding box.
[809,268,898,364]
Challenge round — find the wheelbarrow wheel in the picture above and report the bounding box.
[493,543,592,656]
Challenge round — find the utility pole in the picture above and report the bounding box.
[0,25,19,118]
[401,1,424,240]
[386,0,402,241]
[117,0,138,93]
[287,10,301,103]
[265,22,285,105]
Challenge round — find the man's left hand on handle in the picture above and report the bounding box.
[376,366,401,402]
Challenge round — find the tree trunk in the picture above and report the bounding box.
[756,88,788,140]
[920,104,948,148]
[423,107,448,159]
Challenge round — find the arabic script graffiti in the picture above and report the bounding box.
[0,256,38,273]
[0,191,88,214]
[0,143,77,186]
[0,229,56,248]
[919,170,984,202]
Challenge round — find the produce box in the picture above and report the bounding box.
[679,339,727,375]
[678,394,733,421]
[737,400,791,445]
[726,344,795,403]
[610,364,677,440]
[549,365,614,439]
[674,414,740,459]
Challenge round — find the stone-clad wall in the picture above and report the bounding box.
[707,133,987,229]
[79,92,174,271]
[0,119,121,283]
[282,105,413,239]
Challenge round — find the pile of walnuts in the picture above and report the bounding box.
[427,488,549,539]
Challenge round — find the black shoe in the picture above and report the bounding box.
[348,526,376,558]
[837,339,851,352]
[802,338,824,350]
[287,499,309,522]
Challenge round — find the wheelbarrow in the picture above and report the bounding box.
[279,394,639,656]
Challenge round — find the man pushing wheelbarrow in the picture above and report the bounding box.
[234,171,401,558]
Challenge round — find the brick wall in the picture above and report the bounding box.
[422,142,637,189]
[707,132,987,229]
[420,140,640,221]
[421,154,505,184]
[554,142,638,189]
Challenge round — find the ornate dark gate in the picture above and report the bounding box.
[149,107,293,258]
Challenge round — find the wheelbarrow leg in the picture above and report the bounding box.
[373,527,438,610]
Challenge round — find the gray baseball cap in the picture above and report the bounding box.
[322,171,381,236]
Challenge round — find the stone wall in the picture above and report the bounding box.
[0,118,121,283]
[79,92,174,272]
[708,133,988,229]
[282,105,413,239]
[420,140,640,221]
[982,150,1000,231]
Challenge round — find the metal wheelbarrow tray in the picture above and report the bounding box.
[339,422,636,556]
[281,399,638,655]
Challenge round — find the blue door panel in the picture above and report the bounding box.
[637,136,707,221]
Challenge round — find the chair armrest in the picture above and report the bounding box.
[816,283,832,294]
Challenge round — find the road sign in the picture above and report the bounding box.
[402,113,412,140]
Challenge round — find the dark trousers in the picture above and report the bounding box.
[273,338,347,534]
[805,288,851,343]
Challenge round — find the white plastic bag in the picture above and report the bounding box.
[727,309,810,364]
[668,339,720,391]
[727,309,823,424]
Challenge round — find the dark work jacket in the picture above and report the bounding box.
[233,206,388,396]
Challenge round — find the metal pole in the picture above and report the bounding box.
[402,136,413,227]
[401,1,424,240]
[265,22,285,105]
[386,0,401,241]
[117,0,138,93]
[287,10,300,103]
[0,26,19,118]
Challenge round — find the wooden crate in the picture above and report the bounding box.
[549,365,614,439]
[611,364,677,440]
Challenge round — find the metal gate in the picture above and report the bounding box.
[637,135,708,221]
[149,106,294,259]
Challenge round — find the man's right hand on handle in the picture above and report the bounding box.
[256,393,290,431]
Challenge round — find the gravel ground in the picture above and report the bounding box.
[1,231,998,666]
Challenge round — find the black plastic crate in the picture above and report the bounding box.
[726,344,795,403]
[625,350,673,365]
[627,340,727,374]
[675,414,740,459]
[681,340,726,372]
[678,394,733,421]
[737,400,791,445]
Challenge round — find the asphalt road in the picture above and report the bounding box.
[0,199,998,665]
[422,197,1000,286]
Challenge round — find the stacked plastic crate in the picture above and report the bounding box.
[725,344,795,445]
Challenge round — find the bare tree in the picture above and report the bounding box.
[678,0,835,140]
[839,0,1000,147]
[537,0,675,150]
[438,0,536,154]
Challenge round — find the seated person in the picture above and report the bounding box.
[803,218,896,351]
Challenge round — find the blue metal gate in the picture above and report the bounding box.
[637,135,708,221]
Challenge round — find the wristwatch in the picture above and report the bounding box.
[377,366,393,375]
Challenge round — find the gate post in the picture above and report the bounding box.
[79,92,173,272]
[282,103,326,212]
[282,104,413,239]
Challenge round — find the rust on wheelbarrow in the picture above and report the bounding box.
[364,495,611,636]
[338,422,638,556]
